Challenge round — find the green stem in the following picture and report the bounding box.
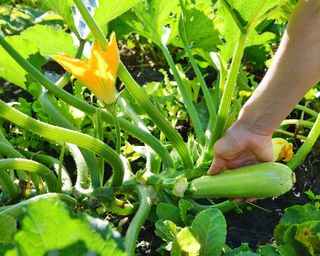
[0,168,18,199]
[0,35,172,170]
[0,99,124,187]
[107,104,121,154]
[160,44,205,145]
[0,193,77,217]
[295,104,319,119]
[220,0,246,33]
[40,92,101,187]
[125,184,152,256]
[0,158,57,192]
[22,150,72,191]
[57,144,66,193]
[118,63,194,169]
[288,113,320,170]
[71,0,192,169]
[280,119,314,129]
[274,130,307,140]
[186,199,245,214]
[73,0,107,49]
[208,33,247,153]
[185,47,217,137]
[95,108,105,182]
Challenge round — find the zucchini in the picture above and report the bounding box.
[187,162,295,199]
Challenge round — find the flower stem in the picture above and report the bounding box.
[106,104,121,154]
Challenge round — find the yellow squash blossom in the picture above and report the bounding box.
[272,138,293,162]
[53,32,119,105]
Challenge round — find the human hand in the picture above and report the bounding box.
[208,122,274,175]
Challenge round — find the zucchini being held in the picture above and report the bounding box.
[187,162,295,199]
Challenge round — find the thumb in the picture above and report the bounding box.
[207,156,225,175]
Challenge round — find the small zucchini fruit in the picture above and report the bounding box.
[186,162,295,199]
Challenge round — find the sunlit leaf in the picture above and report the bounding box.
[14,200,126,256]
[94,0,141,35]
[125,0,180,46]
[178,0,221,52]
[38,0,79,37]
[0,215,17,244]
[171,227,201,255]
[0,36,38,89]
[21,24,76,56]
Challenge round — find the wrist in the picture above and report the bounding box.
[235,104,274,137]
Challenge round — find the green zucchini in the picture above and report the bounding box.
[187,162,295,199]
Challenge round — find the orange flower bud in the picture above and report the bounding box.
[272,138,293,162]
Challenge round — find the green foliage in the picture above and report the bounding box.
[124,0,180,46]
[93,0,141,35]
[0,215,16,244]
[2,0,318,254]
[0,36,38,89]
[0,200,126,256]
[274,204,320,256]
[20,24,77,56]
[191,208,227,255]
[37,0,78,37]
[178,0,221,52]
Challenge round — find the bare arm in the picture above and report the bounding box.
[209,0,320,173]
[238,0,320,135]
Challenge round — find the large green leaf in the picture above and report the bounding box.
[215,0,289,61]
[0,215,16,244]
[14,200,125,256]
[191,208,226,256]
[125,0,180,46]
[178,0,221,52]
[21,24,77,56]
[38,0,79,37]
[94,0,141,34]
[0,36,38,89]
[224,0,287,27]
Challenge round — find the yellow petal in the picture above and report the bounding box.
[52,54,89,77]
[272,138,293,162]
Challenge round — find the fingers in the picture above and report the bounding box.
[233,198,257,202]
[207,157,225,175]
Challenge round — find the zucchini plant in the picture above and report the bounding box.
[0,0,319,255]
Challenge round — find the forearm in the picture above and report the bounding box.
[237,0,320,135]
